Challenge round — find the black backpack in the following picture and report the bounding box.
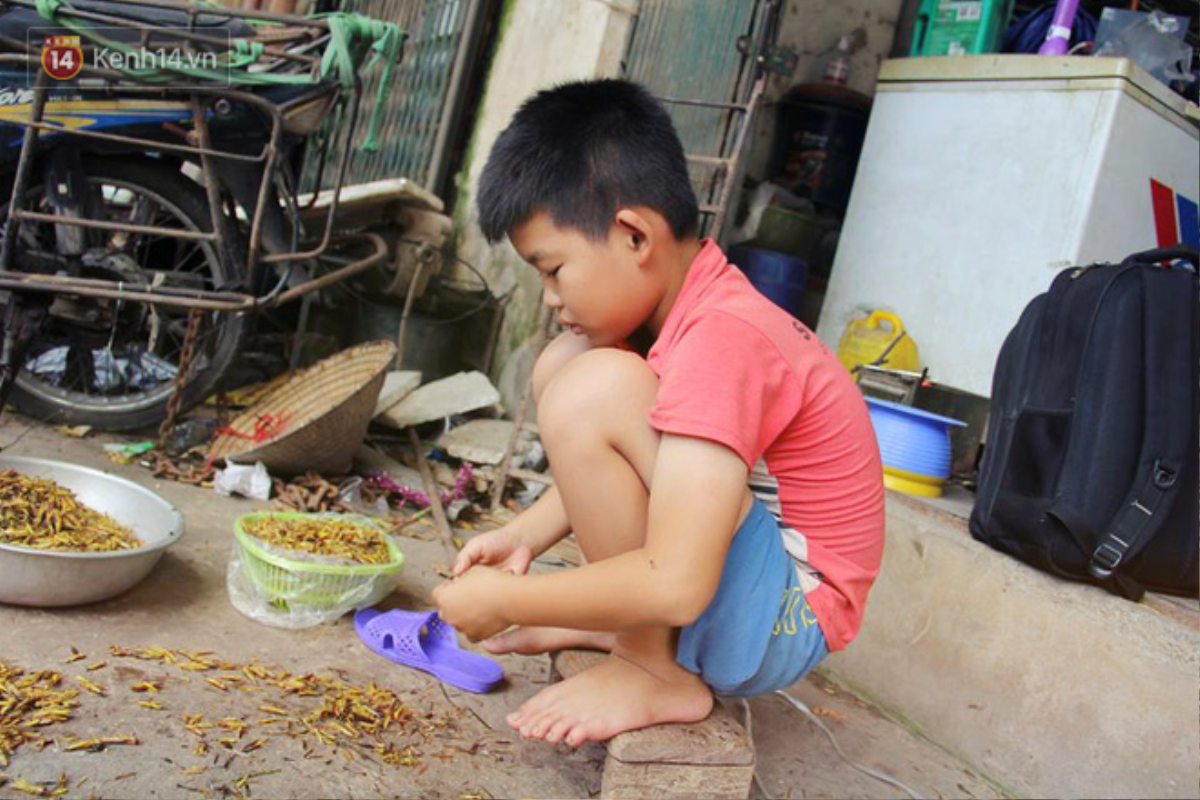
[969,246,1199,601]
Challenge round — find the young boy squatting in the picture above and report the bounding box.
[433,79,884,749]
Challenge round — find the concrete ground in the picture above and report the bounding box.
[0,415,1006,800]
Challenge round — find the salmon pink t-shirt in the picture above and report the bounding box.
[646,240,885,651]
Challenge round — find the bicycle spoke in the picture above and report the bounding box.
[174,242,210,276]
[159,317,186,360]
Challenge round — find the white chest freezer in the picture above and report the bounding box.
[816,56,1200,398]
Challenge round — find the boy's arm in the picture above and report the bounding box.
[506,483,572,558]
[434,434,748,638]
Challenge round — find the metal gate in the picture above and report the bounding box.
[315,0,480,192]
[622,0,772,237]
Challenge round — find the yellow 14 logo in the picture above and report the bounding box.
[42,35,82,80]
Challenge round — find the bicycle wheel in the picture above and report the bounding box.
[1,156,247,430]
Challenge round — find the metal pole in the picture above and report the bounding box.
[9,210,218,241]
[2,0,330,31]
[0,71,50,273]
[490,306,554,511]
[426,0,486,195]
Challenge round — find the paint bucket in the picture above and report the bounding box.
[354,299,465,381]
[728,245,809,318]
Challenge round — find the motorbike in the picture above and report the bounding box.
[0,0,397,430]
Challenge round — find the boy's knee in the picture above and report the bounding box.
[538,348,657,440]
[532,332,591,406]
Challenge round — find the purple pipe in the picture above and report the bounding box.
[1038,0,1080,55]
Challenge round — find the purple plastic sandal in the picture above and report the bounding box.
[354,608,504,693]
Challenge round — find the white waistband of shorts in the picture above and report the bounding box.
[780,525,822,594]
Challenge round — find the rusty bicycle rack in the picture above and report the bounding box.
[0,0,393,314]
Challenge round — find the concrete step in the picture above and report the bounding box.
[819,486,1199,799]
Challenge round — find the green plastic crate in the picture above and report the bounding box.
[910,0,1014,56]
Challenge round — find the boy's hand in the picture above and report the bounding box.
[433,566,513,641]
[452,527,534,577]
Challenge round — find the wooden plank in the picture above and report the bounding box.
[601,761,754,800]
[606,706,754,768]
[551,650,754,800]
[408,429,456,563]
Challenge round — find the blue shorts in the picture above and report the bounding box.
[676,498,828,698]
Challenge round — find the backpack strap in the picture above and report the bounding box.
[1087,263,1197,596]
[1121,246,1199,267]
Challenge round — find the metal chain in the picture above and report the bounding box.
[157,308,206,448]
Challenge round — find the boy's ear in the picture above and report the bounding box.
[614,208,654,263]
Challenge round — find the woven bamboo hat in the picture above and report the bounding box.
[209,340,396,476]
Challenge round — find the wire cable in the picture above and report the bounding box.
[395,235,491,292]
[325,236,503,326]
[740,691,925,800]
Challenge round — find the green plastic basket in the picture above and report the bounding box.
[233,512,405,612]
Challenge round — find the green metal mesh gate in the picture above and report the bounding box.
[312,0,474,192]
[622,0,769,237]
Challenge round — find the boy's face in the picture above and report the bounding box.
[509,211,661,348]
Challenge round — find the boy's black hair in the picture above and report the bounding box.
[477,79,699,243]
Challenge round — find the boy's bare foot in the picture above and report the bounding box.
[481,627,616,656]
[505,653,713,747]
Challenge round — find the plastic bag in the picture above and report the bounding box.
[226,523,404,629]
[1094,9,1194,86]
[214,461,272,500]
[336,476,391,517]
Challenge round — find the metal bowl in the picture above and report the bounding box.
[0,455,184,607]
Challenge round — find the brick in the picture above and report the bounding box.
[551,650,753,800]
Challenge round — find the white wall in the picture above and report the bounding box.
[449,0,904,408]
[450,0,636,409]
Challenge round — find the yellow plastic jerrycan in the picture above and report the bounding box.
[837,309,920,374]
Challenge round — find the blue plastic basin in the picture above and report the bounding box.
[865,397,966,479]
